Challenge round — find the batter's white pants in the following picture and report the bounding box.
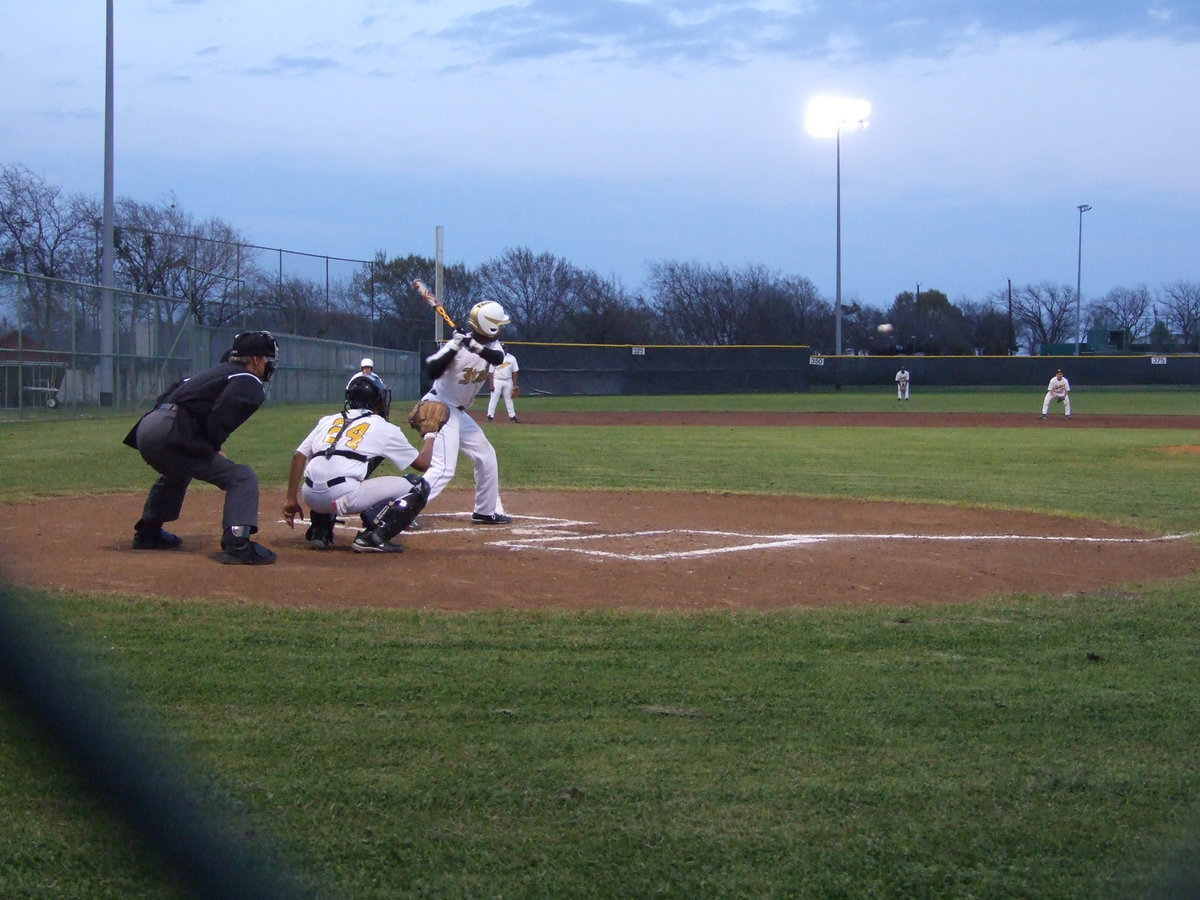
[1042,392,1071,415]
[421,405,505,516]
[487,382,516,418]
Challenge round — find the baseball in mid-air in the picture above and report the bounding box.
[877,323,894,334]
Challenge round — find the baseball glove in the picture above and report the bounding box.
[511,385,520,398]
[406,399,450,435]
[1055,396,1064,404]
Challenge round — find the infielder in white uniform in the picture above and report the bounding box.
[283,374,437,552]
[895,366,910,400]
[486,351,520,422]
[420,300,514,525]
[1041,369,1071,418]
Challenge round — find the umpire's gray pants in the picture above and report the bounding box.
[136,408,260,531]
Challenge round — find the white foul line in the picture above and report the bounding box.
[486,528,1200,563]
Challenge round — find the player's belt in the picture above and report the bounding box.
[428,389,465,411]
[304,476,347,489]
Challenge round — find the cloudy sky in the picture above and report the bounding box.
[4,1,1198,308]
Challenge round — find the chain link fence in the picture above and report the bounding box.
[0,269,419,419]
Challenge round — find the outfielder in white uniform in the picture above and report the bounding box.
[421,300,514,525]
[283,374,437,552]
[486,352,520,422]
[895,367,910,400]
[1041,369,1071,418]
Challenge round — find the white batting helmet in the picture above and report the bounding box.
[468,301,510,338]
[360,357,373,368]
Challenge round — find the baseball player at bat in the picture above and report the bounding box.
[283,374,438,553]
[1040,369,1071,419]
[420,300,514,525]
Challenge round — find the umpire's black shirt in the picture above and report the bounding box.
[125,362,266,457]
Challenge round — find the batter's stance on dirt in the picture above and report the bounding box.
[123,330,279,564]
[421,301,514,524]
[283,374,439,553]
[1041,369,1071,419]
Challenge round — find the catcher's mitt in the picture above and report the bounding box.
[406,399,450,435]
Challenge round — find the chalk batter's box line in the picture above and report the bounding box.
[487,529,1200,563]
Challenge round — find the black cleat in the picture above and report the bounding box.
[352,531,404,553]
[471,512,513,525]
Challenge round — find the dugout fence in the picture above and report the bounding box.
[0,270,419,417]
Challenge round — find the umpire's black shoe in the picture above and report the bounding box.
[220,528,276,565]
[471,512,513,525]
[132,521,182,550]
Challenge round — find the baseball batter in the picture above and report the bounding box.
[283,374,437,552]
[420,300,513,524]
[486,351,520,422]
[895,366,911,400]
[1041,369,1071,418]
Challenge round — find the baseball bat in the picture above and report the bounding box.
[412,279,457,330]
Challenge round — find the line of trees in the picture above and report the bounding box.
[3,162,1198,354]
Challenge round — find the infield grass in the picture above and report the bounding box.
[2,391,1200,898]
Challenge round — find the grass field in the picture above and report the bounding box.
[2,391,1200,898]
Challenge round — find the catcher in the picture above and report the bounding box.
[486,350,521,423]
[1040,368,1072,419]
[282,374,448,553]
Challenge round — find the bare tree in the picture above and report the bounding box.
[1094,285,1152,349]
[1160,281,1200,352]
[0,164,97,345]
[113,196,251,325]
[560,272,655,344]
[477,247,578,341]
[356,253,480,350]
[1011,282,1077,353]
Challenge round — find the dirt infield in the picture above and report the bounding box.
[3,411,1198,611]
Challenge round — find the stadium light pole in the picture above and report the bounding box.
[1075,204,1092,356]
[806,96,870,356]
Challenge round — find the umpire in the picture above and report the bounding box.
[124,330,279,565]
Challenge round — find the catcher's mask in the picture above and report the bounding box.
[345,373,390,419]
[468,301,510,339]
[231,330,279,383]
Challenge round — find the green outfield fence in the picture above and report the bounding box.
[0,269,420,417]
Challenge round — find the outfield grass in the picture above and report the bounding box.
[2,392,1200,898]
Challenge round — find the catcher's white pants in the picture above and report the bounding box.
[1042,392,1071,415]
[301,476,414,518]
[421,405,505,516]
[487,382,516,418]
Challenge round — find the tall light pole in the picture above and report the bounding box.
[806,96,870,356]
[1075,203,1092,356]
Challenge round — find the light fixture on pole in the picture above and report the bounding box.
[806,96,870,356]
[1075,203,1092,356]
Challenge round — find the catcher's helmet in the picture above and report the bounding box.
[345,373,390,418]
[468,301,510,338]
[231,330,279,382]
